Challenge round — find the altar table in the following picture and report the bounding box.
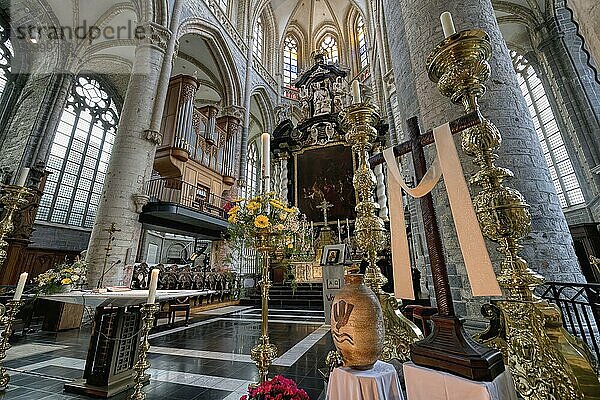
[403,362,517,400]
[42,290,213,398]
[327,360,404,400]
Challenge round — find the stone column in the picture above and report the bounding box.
[85,24,169,287]
[223,105,245,187]
[383,0,584,319]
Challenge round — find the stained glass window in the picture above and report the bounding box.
[357,16,368,69]
[512,51,585,208]
[253,18,264,61]
[283,35,299,86]
[0,25,13,99]
[36,76,119,227]
[244,142,259,198]
[320,34,339,64]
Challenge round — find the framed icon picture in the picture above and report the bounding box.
[321,244,349,266]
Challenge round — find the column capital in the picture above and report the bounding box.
[222,105,246,121]
[143,129,163,145]
[137,22,171,53]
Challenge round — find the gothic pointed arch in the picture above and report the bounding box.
[178,19,243,107]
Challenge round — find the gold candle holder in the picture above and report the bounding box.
[0,299,24,389]
[250,231,278,385]
[129,302,159,400]
[427,29,600,398]
[340,103,422,362]
[0,185,35,267]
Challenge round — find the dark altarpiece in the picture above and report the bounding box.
[272,51,387,225]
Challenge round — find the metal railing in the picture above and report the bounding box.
[145,178,228,220]
[538,281,600,363]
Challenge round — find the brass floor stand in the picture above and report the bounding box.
[129,303,159,400]
[341,103,422,363]
[0,300,23,390]
[427,29,600,398]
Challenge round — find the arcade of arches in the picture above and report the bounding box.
[0,0,598,399]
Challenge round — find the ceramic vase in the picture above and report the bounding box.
[331,274,384,370]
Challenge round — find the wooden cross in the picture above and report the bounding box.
[316,199,334,225]
[369,111,503,381]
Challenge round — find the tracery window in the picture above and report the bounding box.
[36,76,119,228]
[244,142,259,198]
[512,51,585,208]
[253,18,264,61]
[356,15,368,69]
[0,24,13,99]
[320,34,339,64]
[283,35,299,86]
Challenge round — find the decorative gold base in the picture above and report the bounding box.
[0,300,23,390]
[251,336,278,385]
[129,303,159,400]
[377,292,423,362]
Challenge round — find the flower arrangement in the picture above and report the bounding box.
[240,375,310,400]
[227,192,302,250]
[35,257,87,294]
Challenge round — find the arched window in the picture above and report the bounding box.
[512,52,585,208]
[320,34,339,64]
[36,76,119,227]
[356,16,368,69]
[0,24,13,99]
[244,142,260,198]
[283,35,299,86]
[253,17,264,61]
[217,0,228,13]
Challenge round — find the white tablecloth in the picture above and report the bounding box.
[403,362,517,400]
[40,290,214,308]
[327,360,404,400]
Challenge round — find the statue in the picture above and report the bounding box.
[313,82,332,116]
[333,77,347,112]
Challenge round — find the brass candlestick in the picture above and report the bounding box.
[250,231,278,385]
[129,302,159,400]
[0,185,35,267]
[428,29,599,398]
[340,103,422,362]
[0,299,24,389]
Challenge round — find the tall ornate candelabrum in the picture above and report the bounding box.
[250,231,278,385]
[129,302,159,400]
[0,185,36,267]
[0,300,24,389]
[340,103,422,362]
[427,29,600,399]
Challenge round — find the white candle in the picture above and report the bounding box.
[14,272,28,301]
[16,168,30,187]
[351,80,361,104]
[261,133,271,191]
[337,219,342,242]
[346,218,351,241]
[147,269,159,304]
[440,12,456,38]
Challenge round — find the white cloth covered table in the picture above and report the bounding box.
[41,289,214,308]
[327,360,404,400]
[403,362,517,400]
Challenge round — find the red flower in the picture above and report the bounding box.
[241,376,310,400]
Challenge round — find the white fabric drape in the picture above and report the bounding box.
[385,123,501,299]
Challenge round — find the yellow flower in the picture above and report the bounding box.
[279,212,288,221]
[61,278,72,285]
[274,224,285,231]
[247,201,261,211]
[228,206,240,215]
[254,215,270,229]
[287,243,294,249]
[228,214,238,223]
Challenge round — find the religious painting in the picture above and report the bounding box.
[295,144,356,222]
[320,244,349,266]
